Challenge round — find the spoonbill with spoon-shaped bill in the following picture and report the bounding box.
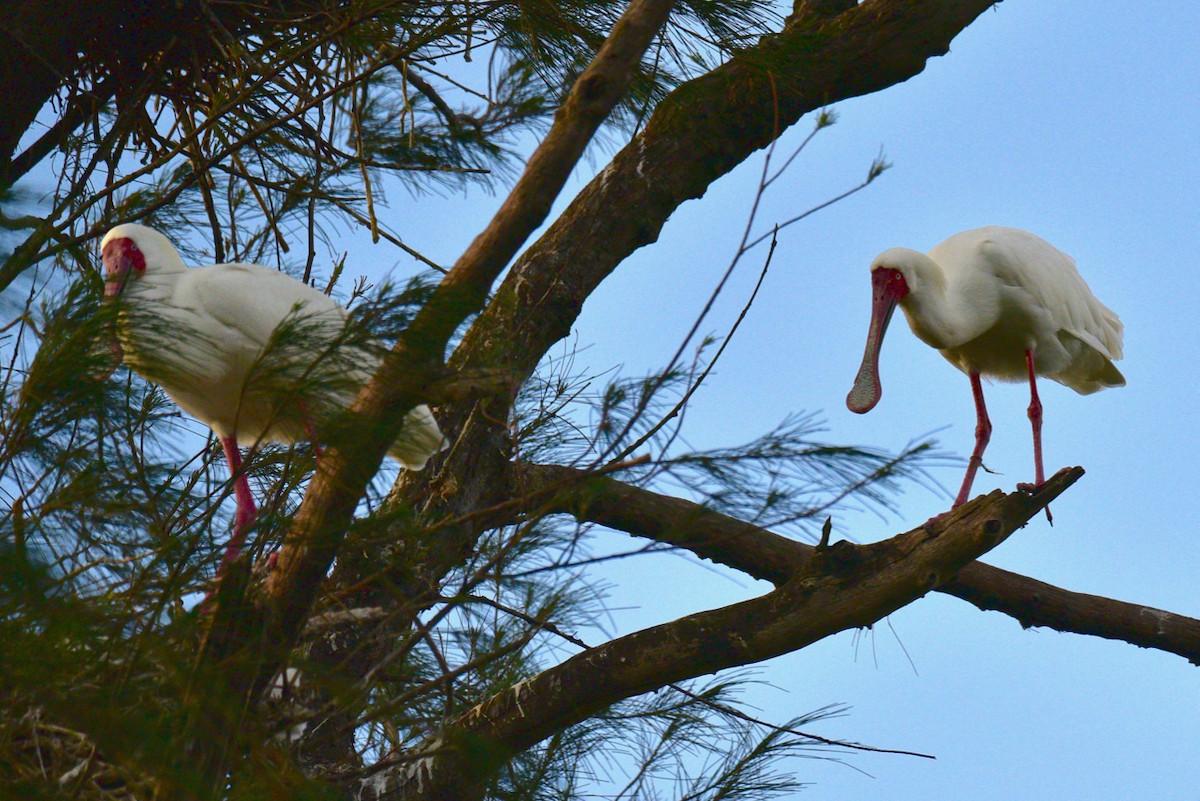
[846,226,1124,514]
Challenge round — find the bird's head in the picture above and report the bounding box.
[845,251,915,414]
[868,248,925,297]
[100,224,188,377]
[101,223,186,299]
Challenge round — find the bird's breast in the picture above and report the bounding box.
[115,300,262,434]
[937,324,1036,380]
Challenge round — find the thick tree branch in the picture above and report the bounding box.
[514,462,1200,665]
[186,2,680,794]
[355,475,1072,801]
[517,461,806,585]
[400,0,681,360]
[260,0,678,655]
[938,564,1200,665]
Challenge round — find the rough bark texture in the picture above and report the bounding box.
[940,563,1200,664]
[354,471,1077,800]
[516,463,1200,665]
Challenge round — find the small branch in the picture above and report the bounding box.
[398,64,459,130]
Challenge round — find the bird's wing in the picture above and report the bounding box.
[178,263,347,351]
[388,404,448,470]
[980,229,1124,361]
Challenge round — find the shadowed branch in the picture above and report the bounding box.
[355,474,1066,800]
[511,463,1200,665]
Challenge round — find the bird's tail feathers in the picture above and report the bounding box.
[388,404,448,470]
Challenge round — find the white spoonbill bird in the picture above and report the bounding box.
[101,223,446,570]
[846,226,1124,511]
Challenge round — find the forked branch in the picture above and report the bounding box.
[356,473,1070,801]
[513,463,1200,665]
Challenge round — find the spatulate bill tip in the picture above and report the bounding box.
[846,371,880,414]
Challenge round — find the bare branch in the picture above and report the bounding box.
[514,462,1200,665]
[940,563,1200,666]
[356,473,1073,800]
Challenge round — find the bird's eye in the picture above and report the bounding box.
[130,243,139,251]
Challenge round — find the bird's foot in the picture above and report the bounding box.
[922,507,958,534]
[1016,482,1054,525]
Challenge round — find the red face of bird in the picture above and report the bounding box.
[101,234,146,300]
[846,267,910,414]
[99,226,157,376]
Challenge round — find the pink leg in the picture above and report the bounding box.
[1025,348,1045,487]
[297,399,324,460]
[216,435,257,577]
[1018,349,1053,523]
[953,371,992,508]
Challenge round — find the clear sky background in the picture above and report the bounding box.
[367,2,1199,797]
[33,1,1194,797]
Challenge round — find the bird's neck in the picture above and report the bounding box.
[127,272,183,305]
[114,271,187,356]
[900,274,981,351]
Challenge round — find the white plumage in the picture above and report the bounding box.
[102,223,446,566]
[847,226,1124,510]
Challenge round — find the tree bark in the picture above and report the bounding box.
[354,472,1075,800]
[515,462,1200,665]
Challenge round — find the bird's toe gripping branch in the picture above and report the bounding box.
[1015,468,1065,525]
[926,466,1082,534]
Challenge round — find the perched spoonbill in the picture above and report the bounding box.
[102,223,446,571]
[846,226,1123,511]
